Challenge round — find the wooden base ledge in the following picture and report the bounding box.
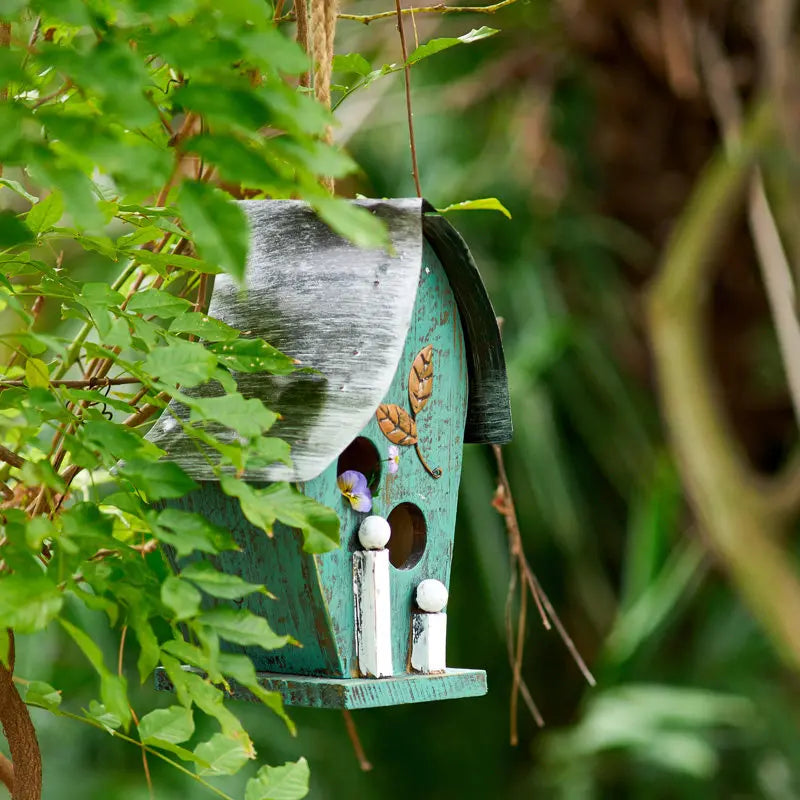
[155,667,487,709]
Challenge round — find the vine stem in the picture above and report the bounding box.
[394,0,423,196]
[0,377,140,389]
[276,0,521,24]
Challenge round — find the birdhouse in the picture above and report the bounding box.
[149,199,512,709]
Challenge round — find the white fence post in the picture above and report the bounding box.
[353,516,393,677]
[411,579,448,673]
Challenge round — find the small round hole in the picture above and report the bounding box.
[387,503,427,569]
[337,437,381,492]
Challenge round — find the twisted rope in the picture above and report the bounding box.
[310,0,338,191]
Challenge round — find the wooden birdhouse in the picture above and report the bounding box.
[149,199,512,709]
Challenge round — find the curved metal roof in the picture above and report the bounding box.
[145,198,511,481]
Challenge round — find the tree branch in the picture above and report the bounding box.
[0,448,24,471]
[647,101,800,672]
[0,635,42,800]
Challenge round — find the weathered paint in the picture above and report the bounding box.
[303,240,468,677]
[353,550,393,677]
[154,666,486,709]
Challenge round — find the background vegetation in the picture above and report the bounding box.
[4,0,800,798]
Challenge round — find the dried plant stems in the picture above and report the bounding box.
[492,444,595,737]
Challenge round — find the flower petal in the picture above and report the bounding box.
[387,459,399,475]
[336,469,366,494]
[349,489,373,513]
[350,470,369,493]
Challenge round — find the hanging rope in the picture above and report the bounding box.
[294,0,310,88]
[310,0,338,192]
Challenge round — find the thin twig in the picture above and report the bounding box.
[341,711,372,771]
[277,0,520,24]
[492,443,597,721]
[509,559,529,742]
[123,395,169,429]
[118,626,128,677]
[21,16,40,68]
[394,0,422,196]
[526,570,596,687]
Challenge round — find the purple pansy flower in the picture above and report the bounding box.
[337,470,372,512]
[387,445,400,475]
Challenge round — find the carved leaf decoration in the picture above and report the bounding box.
[376,403,418,446]
[408,344,434,415]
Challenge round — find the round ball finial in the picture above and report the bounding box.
[358,515,391,550]
[416,579,448,613]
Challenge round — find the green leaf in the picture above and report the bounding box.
[333,53,371,77]
[129,611,161,684]
[271,138,358,180]
[246,437,292,470]
[27,191,64,234]
[0,179,38,204]
[173,84,270,131]
[0,211,33,248]
[185,134,281,188]
[60,620,131,729]
[82,419,160,461]
[181,561,266,600]
[242,28,310,74]
[153,509,239,557]
[169,312,238,342]
[142,338,217,387]
[25,357,50,388]
[194,733,252,777]
[437,197,512,219]
[311,197,388,249]
[209,338,295,375]
[86,701,122,731]
[245,758,310,800]
[189,393,278,439]
[407,27,499,65]
[132,250,220,275]
[220,478,340,553]
[126,289,193,318]
[198,607,289,650]
[177,181,249,282]
[161,575,202,620]
[138,705,195,746]
[0,575,63,633]
[119,459,198,500]
[19,680,62,711]
[216,653,293,733]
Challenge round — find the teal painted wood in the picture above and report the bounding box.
[155,667,487,709]
[163,488,342,675]
[302,240,468,676]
